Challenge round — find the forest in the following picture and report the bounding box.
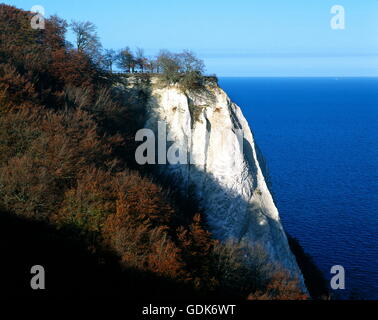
[0,4,327,299]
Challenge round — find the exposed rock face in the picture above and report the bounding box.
[140,79,304,283]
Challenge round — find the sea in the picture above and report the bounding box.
[219,77,378,300]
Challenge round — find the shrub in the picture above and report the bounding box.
[179,71,204,92]
[0,107,114,219]
[177,214,218,291]
[104,205,186,279]
[0,4,316,300]
[0,63,38,112]
[188,103,206,125]
[248,271,308,300]
[212,240,273,297]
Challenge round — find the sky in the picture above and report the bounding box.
[5,0,378,77]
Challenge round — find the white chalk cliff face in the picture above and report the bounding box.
[142,79,304,282]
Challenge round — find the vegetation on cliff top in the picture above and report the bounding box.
[0,4,312,299]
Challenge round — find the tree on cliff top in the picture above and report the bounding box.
[156,49,205,90]
[0,4,309,300]
[178,50,205,74]
[117,47,136,73]
[135,47,147,73]
[156,49,181,83]
[70,20,102,61]
[102,49,117,72]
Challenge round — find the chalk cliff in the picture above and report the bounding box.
[131,77,304,283]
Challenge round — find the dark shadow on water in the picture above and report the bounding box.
[288,236,330,300]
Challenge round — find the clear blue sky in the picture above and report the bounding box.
[5,0,378,76]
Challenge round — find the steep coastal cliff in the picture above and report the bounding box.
[130,77,305,283]
[1,4,316,298]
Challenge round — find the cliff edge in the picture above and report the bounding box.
[127,77,304,285]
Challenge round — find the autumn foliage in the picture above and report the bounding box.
[0,4,308,299]
[248,271,309,300]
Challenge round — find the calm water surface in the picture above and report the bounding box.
[219,77,378,300]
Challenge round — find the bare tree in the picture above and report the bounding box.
[156,49,205,89]
[135,47,146,73]
[102,49,117,72]
[70,20,102,60]
[145,58,158,73]
[117,47,136,73]
[156,49,181,83]
[178,50,205,74]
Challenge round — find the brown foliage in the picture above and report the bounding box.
[248,271,309,300]
[211,240,274,297]
[0,5,99,111]
[0,4,313,300]
[103,197,185,279]
[50,49,97,90]
[0,5,45,61]
[0,107,115,218]
[53,167,117,236]
[177,214,219,290]
[0,63,38,111]
[100,175,187,279]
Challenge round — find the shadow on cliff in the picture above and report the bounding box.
[0,77,329,299]
[154,151,329,300]
[106,76,329,299]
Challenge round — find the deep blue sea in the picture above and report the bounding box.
[219,77,378,300]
